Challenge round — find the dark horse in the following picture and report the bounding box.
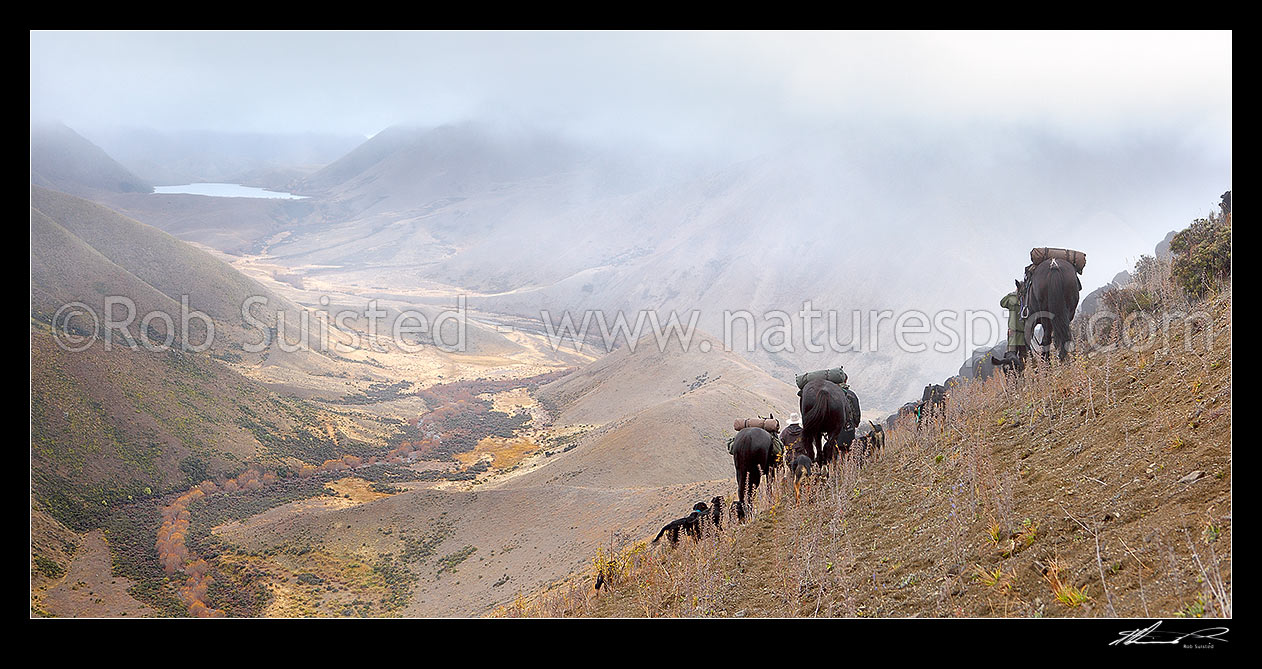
[1024,258,1081,361]
[800,378,849,468]
[730,421,780,522]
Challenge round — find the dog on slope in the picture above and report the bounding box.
[652,497,724,545]
[790,454,813,502]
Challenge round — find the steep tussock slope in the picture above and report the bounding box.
[511,289,1231,618]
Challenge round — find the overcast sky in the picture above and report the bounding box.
[30,30,1231,154]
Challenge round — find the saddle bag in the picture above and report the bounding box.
[1030,247,1087,274]
[733,418,781,433]
[726,423,785,457]
[794,367,846,389]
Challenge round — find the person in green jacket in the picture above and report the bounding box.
[995,280,1029,369]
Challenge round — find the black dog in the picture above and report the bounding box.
[653,499,721,545]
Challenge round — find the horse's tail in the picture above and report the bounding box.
[1047,262,1074,355]
[803,385,842,452]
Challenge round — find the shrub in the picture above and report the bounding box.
[33,555,64,579]
[1166,214,1226,297]
[296,573,324,585]
[1169,208,1231,299]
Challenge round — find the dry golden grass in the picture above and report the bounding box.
[217,548,396,618]
[455,436,542,470]
[325,477,398,505]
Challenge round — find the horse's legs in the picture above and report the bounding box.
[1038,319,1054,363]
[748,467,762,513]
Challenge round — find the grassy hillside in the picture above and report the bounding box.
[31,185,397,588]
[29,318,408,618]
[33,185,286,328]
[509,330,797,488]
[508,288,1231,618]
[30,323,393,532]
[538,330,792,428]
[31,185,353,380]
[31,207,189,340]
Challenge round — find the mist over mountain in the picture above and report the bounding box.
[31,117,1228,414]
[80,126,365,188]
[244,120,1227,413]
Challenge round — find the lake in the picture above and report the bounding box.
[153,183,308,199]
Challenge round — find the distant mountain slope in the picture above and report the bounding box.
[299,125,429,193]
[32,185,276,324]
[31,123,151,195]
[30,186,344,376]
[538,330,792,428]
[31,207,186,337]
[299,123,594,201]
[515,382,784,490]
[504,330,796,489]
